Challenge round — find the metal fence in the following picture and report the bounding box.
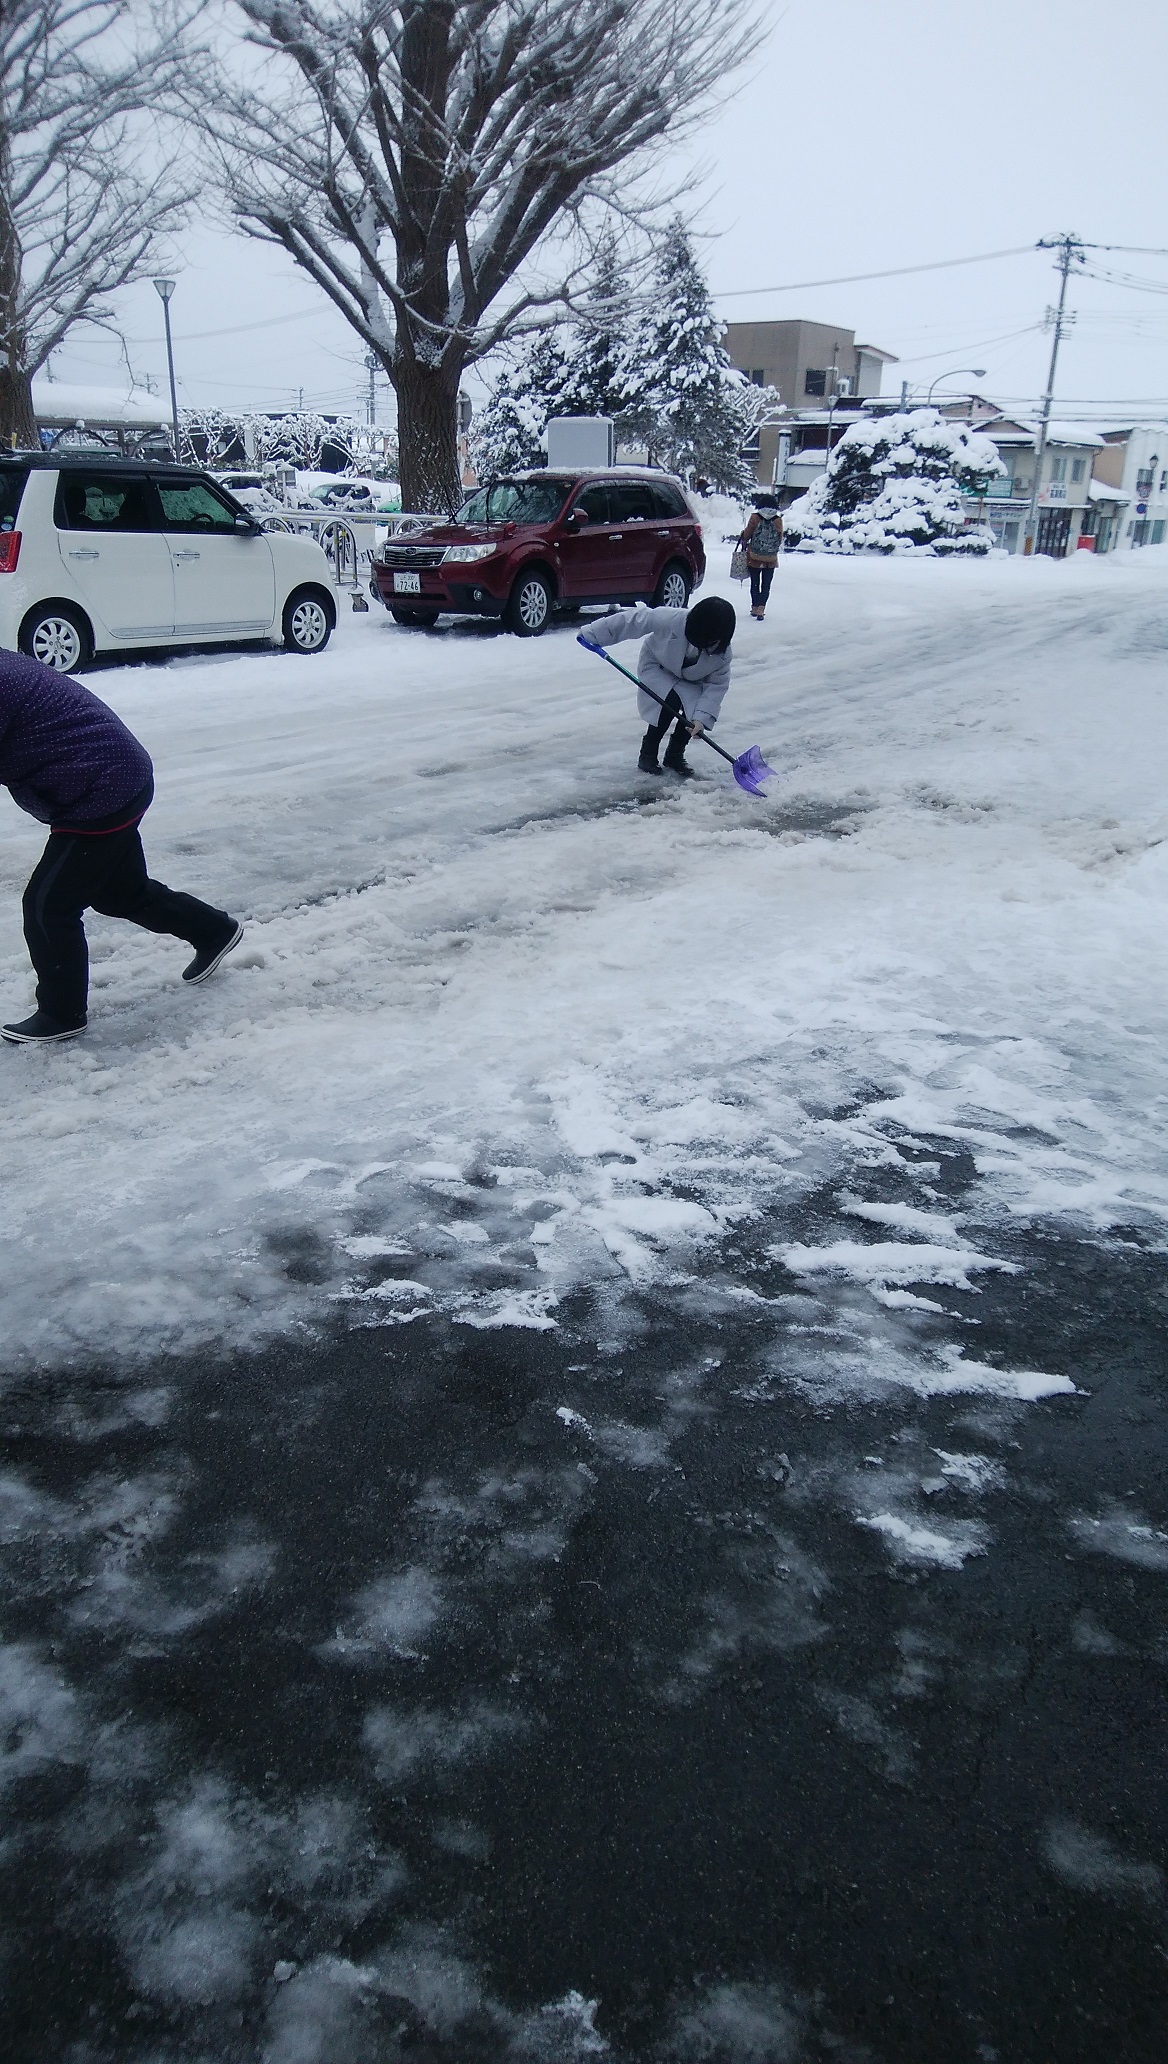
[259,510,435,592]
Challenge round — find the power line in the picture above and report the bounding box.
[129,304,327,346]
[714,244,1036,301]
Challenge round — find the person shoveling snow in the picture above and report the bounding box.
[581,597,737,779]
[578,598,775,794]
[0,649,243,1045]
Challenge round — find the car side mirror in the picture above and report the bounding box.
[563,509,584,532]
[234,513,260,535]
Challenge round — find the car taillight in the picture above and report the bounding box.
[0,531,21,573]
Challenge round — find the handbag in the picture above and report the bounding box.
[730,545,749,581]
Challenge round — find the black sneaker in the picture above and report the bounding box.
[182,920,244,985]
[2,1010,87,1045]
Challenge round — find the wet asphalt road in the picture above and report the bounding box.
[1,1209,1166,2063]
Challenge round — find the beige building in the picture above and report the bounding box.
[722,320,897,485]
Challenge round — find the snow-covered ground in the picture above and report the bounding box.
[3,541,1168,1381]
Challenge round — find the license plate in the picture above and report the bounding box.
[393,571,421,594]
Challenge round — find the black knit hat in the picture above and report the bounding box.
[685,595,736,654]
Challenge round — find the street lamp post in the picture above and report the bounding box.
[153,278,180,461]
[925,367,987,406]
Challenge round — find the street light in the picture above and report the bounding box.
[926,367,986,406]
[153,278,181,460]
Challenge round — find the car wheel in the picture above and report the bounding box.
[505,568,552,636]
[654,561,691,610]
[20,603,92,674]
[390,605,440,627]
[282,586,334,654]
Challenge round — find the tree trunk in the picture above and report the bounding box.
[394,353,463,513]
[0,362,37,450]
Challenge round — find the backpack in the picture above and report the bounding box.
[750,513,782,558]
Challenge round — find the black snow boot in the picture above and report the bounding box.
[638,730,664,775]
[663,727,695,778]
[2,1009,87,1045]
[182,919,245,985]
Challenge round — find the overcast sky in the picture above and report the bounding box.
[49,0,1168,429]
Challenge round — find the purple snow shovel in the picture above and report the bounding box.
[578,636,776,796]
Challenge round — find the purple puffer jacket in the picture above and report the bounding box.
[0,649,153,827]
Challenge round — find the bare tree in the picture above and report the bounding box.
[0,0,202,447]
[205,0,759,510]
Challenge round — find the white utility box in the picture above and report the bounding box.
[545,416,615,468]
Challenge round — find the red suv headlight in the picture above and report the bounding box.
[0,531,21,573]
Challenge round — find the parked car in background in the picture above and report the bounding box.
[311,477,398,515]
[0,454,337,672]
[211,471,289,517]
[370,469,704,634]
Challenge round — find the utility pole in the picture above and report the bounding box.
[824,342,840,478]
[152,279,180,461]
[1022,233,1084,557]
[364,353,377,427]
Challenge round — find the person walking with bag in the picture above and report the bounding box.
[738,493,783,621]
[0,649,243,1045]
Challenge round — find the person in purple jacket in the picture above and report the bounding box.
[0,650,242,1044]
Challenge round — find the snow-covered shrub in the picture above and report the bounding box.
[784,409,1005,555]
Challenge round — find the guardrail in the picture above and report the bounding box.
[259,509,438,593]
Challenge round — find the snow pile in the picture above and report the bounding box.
[785,409,1004,555]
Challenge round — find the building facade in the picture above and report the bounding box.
[722,321,896,488]
[1093,426,1168,549]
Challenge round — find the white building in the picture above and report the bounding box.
[1093,426,1168,549]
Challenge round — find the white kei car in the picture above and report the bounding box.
[0,453,337,673]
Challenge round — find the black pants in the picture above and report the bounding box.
[750,563,775,609]
[641,688,690,762]
[23,811,231,1025]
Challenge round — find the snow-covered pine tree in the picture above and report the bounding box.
[471,331,570,477]
[555,237,637,422]
[784,409,1005,554]
[625,220,756,492]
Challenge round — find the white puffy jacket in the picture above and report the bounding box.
[589,603,732,730]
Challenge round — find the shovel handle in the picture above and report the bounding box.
[580,638,738,767]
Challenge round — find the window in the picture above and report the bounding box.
[1071,458,1085,483]
[153,477,242,532]
[650,481,689,517]
[1049,454,1067,482]
[1154,520,1166,545]
[1160,471,1167,494]
[750,369,766,386]
[804,368,827,396]
[54,470,157,531]
[570,482,611,524]
[0,464,29,530]
[609,481,656,522]
[1136,468,1154,493]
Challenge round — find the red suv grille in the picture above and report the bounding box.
[379,545,446,569]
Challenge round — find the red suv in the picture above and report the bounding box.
[371,469,704,635]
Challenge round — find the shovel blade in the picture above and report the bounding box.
[732,745,776,796]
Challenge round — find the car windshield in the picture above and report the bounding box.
[457,480,572,525]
